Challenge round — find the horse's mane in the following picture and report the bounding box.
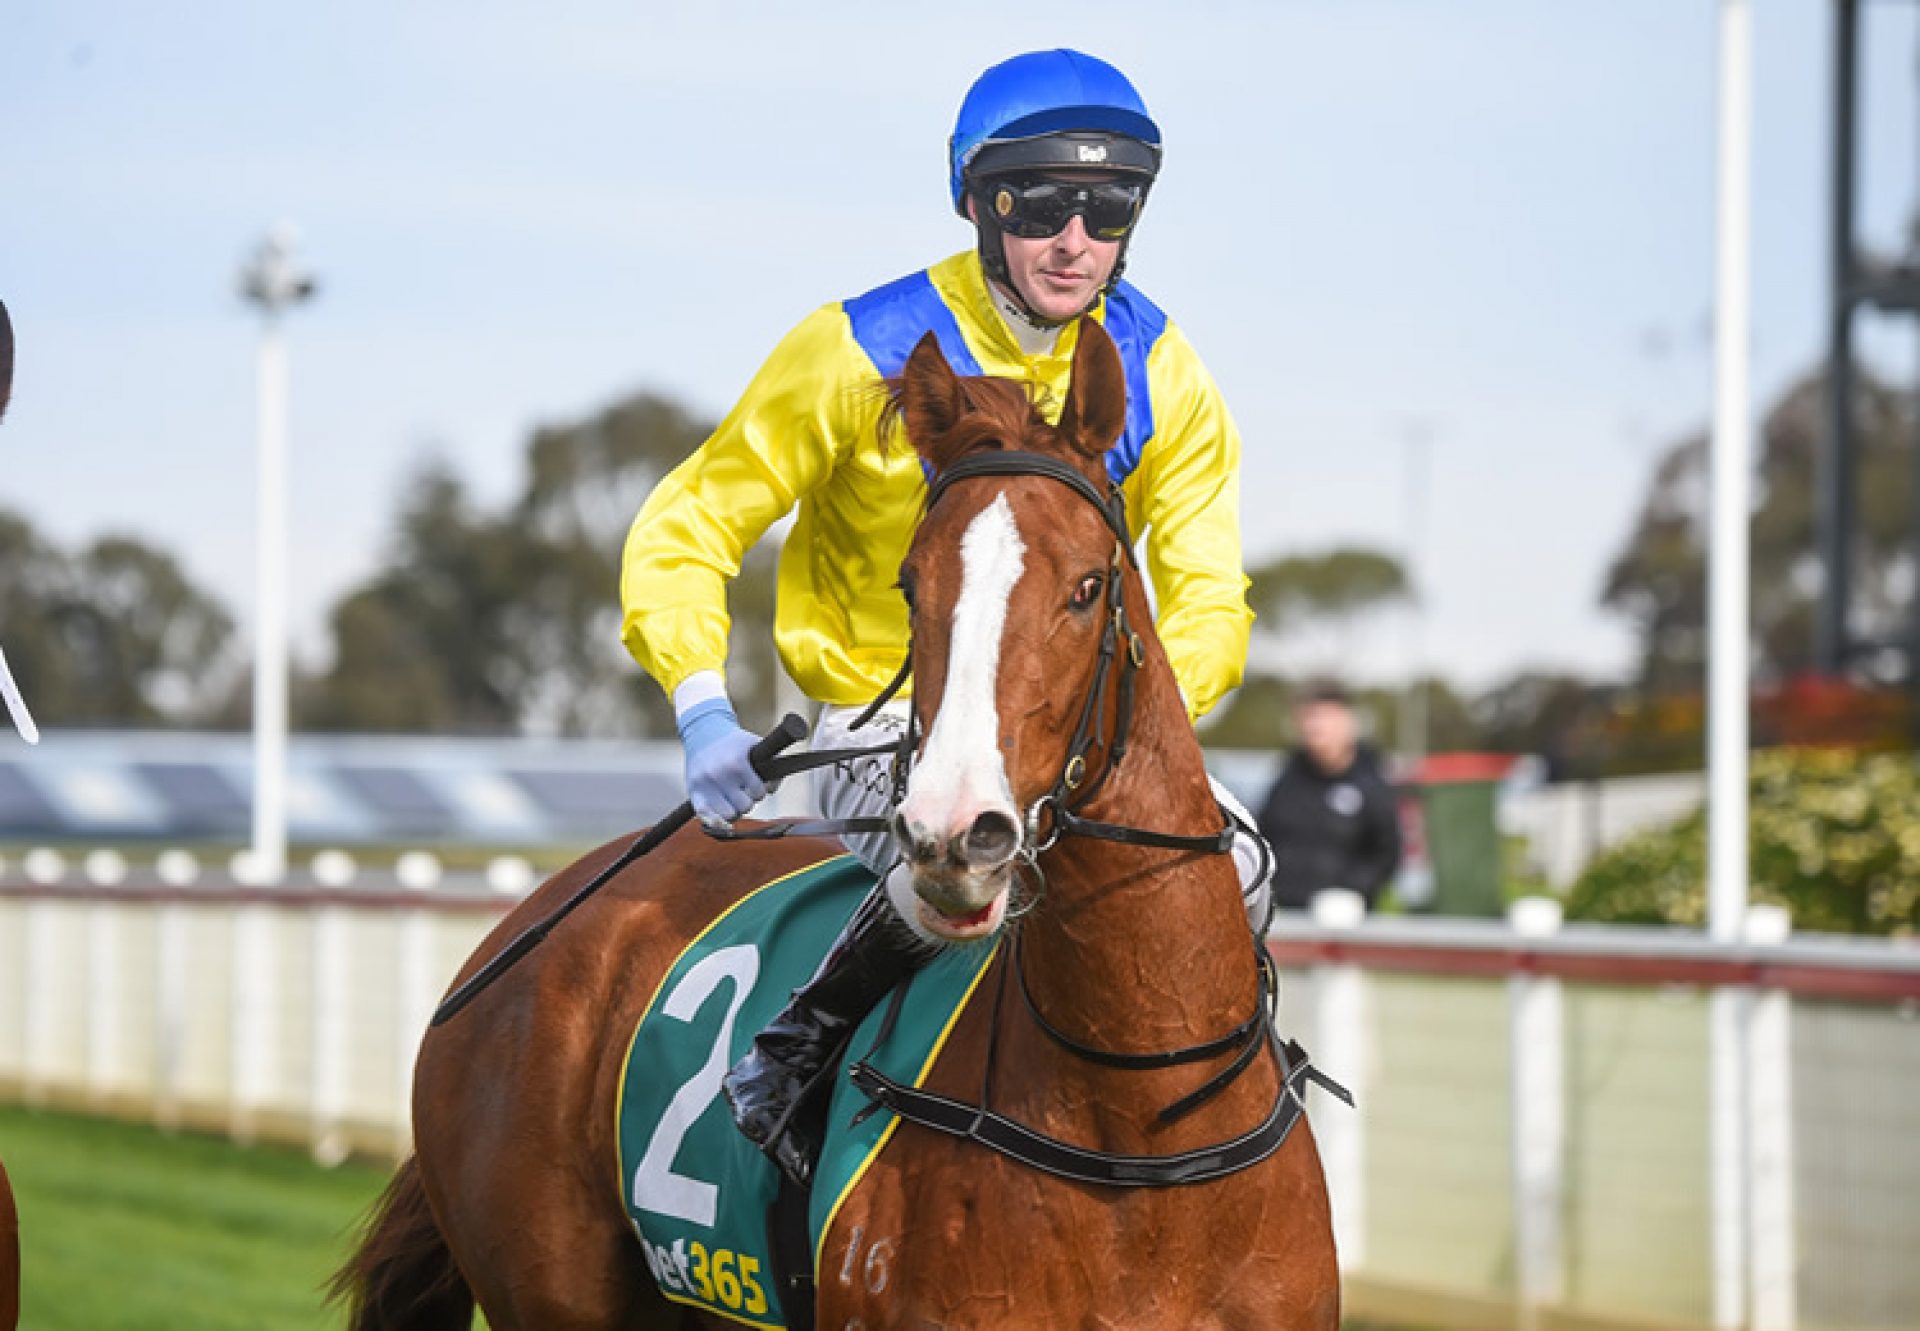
[878,373,1062,474]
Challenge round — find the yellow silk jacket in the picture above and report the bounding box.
[620,250,1253,720]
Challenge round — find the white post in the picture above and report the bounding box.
[153,849,198,1131]
[154,901,189,1131]
[239,225,315,886]
[85,900,119,1108]
[1507,897,1566,1327]
[229,860,278,1144]
[252,319,290,884]
[1708,0,1754,947]
[1745,905,1797,1330]
[1308,888,1370,1269]
[393,855,443,1154]
[310,899,351,1165]
[1710,986,1751,1331]
[1708,4,1755,1326]
[21,895,58,1106]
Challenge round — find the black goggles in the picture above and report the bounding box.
[978,176,1148,242]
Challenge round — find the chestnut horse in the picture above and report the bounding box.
[1,298,21,1331]
[334,319,1337,1329]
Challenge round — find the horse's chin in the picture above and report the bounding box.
[889,868,1011,943]
[914,889,1008,942]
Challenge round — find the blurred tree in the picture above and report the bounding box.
[1603,365,1913,693]
[519,393,710,551]
[1360,677,1477,755]
[303,464,524,733]
[1203,546,1409,748]
[306,389,782,737]
[0,510,237,726]
[507,391,780,736]
[1196,674,1289,747]
[1245,548,1409,641]
[1472,670,1613,776]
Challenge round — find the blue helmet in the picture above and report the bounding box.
[948,50,1162,216]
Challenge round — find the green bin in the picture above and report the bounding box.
[1412,753,1512,917]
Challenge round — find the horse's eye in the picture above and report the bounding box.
[1069,573,1103,610]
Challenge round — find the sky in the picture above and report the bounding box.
[3,1,1918,695]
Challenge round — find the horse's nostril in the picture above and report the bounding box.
[892,811,928,863]
[964,811,1020,867]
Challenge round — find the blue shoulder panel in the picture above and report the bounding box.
[843,269,1169,487]
[844,270,984,380]
[1101,279,1170,486]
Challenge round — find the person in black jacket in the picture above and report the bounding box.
[1255,679,1403,912]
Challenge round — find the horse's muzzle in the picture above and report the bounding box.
[892,807,1022,876]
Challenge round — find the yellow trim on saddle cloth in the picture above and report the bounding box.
[810,937,1005,1278]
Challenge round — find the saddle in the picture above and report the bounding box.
[616,854,999,1330]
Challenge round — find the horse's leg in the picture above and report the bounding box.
[410,847,721,1330]
[403,831,831,1330]
[421,1125,667,1330]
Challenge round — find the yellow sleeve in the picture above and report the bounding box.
[1128,323,1255,722]
[619,305,869,696]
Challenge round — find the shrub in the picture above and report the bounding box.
[1565,748,1920,936]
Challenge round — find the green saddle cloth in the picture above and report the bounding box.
[617,853,999,1329]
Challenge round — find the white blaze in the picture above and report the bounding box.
[902,493,1024,838]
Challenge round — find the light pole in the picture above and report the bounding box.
[238,225,316,884]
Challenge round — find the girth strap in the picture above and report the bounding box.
[848,1035,1348,1188]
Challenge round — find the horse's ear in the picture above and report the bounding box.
[897,331,969,468]
[1056,317,1126,459]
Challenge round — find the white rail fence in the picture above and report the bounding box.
[1,854,1916,1331]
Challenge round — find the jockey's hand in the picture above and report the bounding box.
[678,699,768,827]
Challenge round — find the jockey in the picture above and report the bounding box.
[620,48,1268,1185]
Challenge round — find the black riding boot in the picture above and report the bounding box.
[722,880,933,1185]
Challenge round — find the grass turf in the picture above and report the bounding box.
[0,1104,394,1330]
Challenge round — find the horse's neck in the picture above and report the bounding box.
[1017,661,1257,1061]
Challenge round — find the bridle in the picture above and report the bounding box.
[831,448,1354,1189]
[725,448,1235,871]
[921,451,1256,1105]
[920,449,1234,866]
[711,444,1351,1186]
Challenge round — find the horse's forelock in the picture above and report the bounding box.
[882,371,1075,475]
